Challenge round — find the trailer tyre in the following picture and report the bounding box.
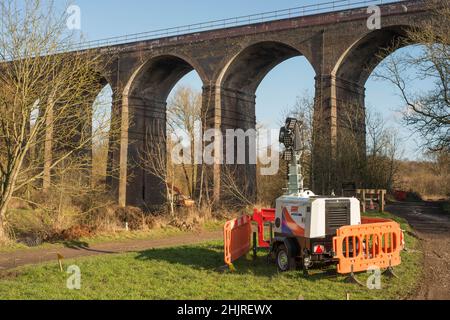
[276,244,296,272]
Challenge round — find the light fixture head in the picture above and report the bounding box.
[285,118,297,131]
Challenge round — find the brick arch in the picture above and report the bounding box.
[124,53,207,100]
[332,25,412,86]
[117,54,206,209]
[315,25,416,195]
[217,40,315,93]
[206,41,316,203]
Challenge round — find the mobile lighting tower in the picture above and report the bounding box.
[272,118,361,272]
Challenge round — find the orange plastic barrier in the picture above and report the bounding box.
[224,215,252,267]
[333,221,403,274]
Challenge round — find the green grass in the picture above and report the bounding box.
[0,212,422,300]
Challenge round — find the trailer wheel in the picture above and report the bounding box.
[276,244,296,272]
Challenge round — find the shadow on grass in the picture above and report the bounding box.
[135,244,339,281]
[135,244,234,271]
[59,240,90,250]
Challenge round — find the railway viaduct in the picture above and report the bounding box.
[80,0,432,208]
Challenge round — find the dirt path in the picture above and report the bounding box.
[0,230,222,271]
[387,201,450,300]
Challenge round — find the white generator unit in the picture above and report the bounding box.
[274,193,361,239]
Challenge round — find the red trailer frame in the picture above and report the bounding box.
[252,208,276,248]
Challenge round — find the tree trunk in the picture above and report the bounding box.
[0,149,28,242]
[0,201,9,241]
[0,225,5,241]
[43,101,54,191]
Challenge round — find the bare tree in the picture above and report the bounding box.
[167,86,202,199]
[373,0,450,153]
[365,109,402,190]
[166,84,218,209]
[140,127,177,215]
[366,110,389,158]
[0,0,111,240]
[140,86,217,213]
[280,89,404,193]
[220,165,255,207]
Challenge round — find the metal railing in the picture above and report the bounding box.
[70,0,405,51]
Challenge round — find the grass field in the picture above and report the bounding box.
[0,212,423,300]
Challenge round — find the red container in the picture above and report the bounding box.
[394,190,407,201]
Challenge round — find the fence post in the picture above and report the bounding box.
[252,232,257,259]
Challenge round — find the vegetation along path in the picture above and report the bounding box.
[0,230,223,271]
[387,201,450,300]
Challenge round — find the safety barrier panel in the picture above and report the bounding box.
[252,208,275,248]
[362,217,405,249]
[333,221,403,274]
[224,215,252,267]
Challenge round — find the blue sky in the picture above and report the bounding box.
[80,0,425,160]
